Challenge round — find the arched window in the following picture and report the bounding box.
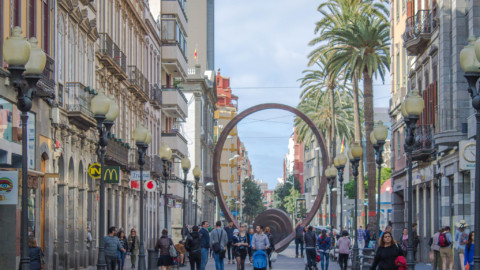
[78,35,85,84]
[68,25,75,82]
[87,44,94,87]
[57,14,65,82]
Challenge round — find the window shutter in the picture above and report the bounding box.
[407,1,414,17]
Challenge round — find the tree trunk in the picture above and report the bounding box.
[329,86,337,227]
[363,72,377,232]
[352,73,365,228]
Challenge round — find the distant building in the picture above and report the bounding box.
[283,128,304,193]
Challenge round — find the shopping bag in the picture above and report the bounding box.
[270,252,278,262]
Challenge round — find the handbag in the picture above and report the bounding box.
[212,230,224,253]
[270,251,278,262]
[466,263,470,270]
[169,244,178,258]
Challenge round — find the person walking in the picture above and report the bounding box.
[117,230,129,270]
[465,231,474,269]
[200,221,211,270]
[86,226,93,251]
[429,227,443,270]
[357,226,366,250]
[456,220,469,270]
[128,228,140,269]
[155,229,174,270]
[186,225,203,270]
[379,225,392,240]
[183,225,191,239]
[248,227,255,264]
[252,225,270,252]
[337,231,351,270]
[439,226,454,270]
[304,226,317,270]
[233,224,250,270]
[104,226,125,270]
[318,229,331,270]
[28,238,44,270]
[211,221,228,270]
[224,221,236,264]
[399,228,408,256]
[265,226,275,269]
[412,223,420,261]
[295,223,305,258]
[370,231,403,270]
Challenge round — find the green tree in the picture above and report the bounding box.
[273,182,293,211]
[284,187,301,214]
[242,178,266,224]
[344,167,392,199]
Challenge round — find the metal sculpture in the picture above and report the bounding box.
[212,103,329,251]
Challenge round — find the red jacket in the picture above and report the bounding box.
[395,256,407,270]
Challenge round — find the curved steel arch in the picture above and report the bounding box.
[212,103,329,251]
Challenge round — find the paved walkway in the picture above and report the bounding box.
[87,244,434,269]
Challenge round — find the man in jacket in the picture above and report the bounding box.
[200,221,211,270]
[224,221,236,264]
[295,222,305,258]
[210,221,228,270]
[304,226,317,269]
[186,226,202,270]
[104,226,125,270]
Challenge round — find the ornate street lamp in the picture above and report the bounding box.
[160,143,173,229]
[192,165,202,225]
[334,152,348,232]
[460,37,480,270]
[370,121,388,240]
[181,157,191,238]
[133,125,151,270]
[325,165,337,227]
[401,90,424,270]
[3,26,46,270]
[349,143,363,270]
[90,90,119,269]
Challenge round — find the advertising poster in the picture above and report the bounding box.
[0,171,18,205]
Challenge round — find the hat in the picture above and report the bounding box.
[234,229,239,234]
[456,220,468,228]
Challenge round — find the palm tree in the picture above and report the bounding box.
[318,15,391,229]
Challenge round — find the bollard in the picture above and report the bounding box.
[148,249,158,270]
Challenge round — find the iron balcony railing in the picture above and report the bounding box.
[403,10,437,42]
[40,54,55,90]
[151,84,162,104]
[127,66,149,96]
[106,137,129,166]
[412,125,436,161]
[99,33,127,73]
[65,82,93,117]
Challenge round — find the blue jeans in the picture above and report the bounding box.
[213,251,224,270]
[320,251,329,270]
[201,248,209,270]
[295,237,304,256]
[117,250,126,268]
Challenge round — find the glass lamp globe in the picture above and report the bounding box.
[400,102,409,118]
[405,90,425,117]
[461,37,480,72]
[145,132,152,144]
[3,26,31,66]
[91,90,111,116]
[181,157,191,171]
[193,165,202,178]
[159,143,172,161]
[374,121,388,141]
[105,98,119,121]
[348,149,354,161]
[351,142,363,158]
[336,152,347,166]
[133,125,148,143]
[370,131,377,145]
[24,38,46,75]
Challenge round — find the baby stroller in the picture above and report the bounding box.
[253,250,268,270]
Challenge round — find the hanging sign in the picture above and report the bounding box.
[88,163,101,179]
[144,180,157,192]
[131,171,150,181]
[0,171,18,205]
[104,166,121,184]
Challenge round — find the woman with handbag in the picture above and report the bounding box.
[465,231,474,270]
[233,224,250,270]
[128,228,140,268]
[371,231,403,270]
[28,237,44,270]
[155,229,175,270]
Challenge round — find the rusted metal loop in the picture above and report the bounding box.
[212,103,329,251]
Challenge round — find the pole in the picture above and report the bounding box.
[194,178,199,225]
[464,73,480,270]
[137,143,147,270]
[351,158,360,270]
[336,166,345,233]
[404,116,418,270]
[19,112,30,270]
[374,141,385,241]
[182,170,188,238]
[163,161,169,229]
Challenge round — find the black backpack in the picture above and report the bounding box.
[186,233,202,253]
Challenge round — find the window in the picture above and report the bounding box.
[27,0,36,38]
[57,14,65,82]
[396,52,400,91]
[78,36,85,84]
[68,25,75,82]
[42,0,49,53]
[87,44,94,87]
[396,131,401,158]
[402,49,407,85]
[14,0,21,27]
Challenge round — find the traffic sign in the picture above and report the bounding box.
[144,180,157,192]
[88,163,101,179]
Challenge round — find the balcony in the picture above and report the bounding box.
[412,125,436,161]
[151,155,163,175]
[38,54,55,92]
[162,131,188,157]
[161,87,188,120]
[98,33,127,80]
[161,41,188,79]
[64,83,96,131]
[127,66,149,102]
[434,106,469,146]
[403,10,437,56]
[161,0,188,31]
[150,84,162,109]
[105,136,129,166]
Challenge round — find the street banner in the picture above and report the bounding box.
[104,166,121,184]
[0,170,18,205]
[131,170,150,181]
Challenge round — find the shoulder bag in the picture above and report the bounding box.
[169,239,178,258]
[212,230,224,253]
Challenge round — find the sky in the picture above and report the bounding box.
[215,0,391,190]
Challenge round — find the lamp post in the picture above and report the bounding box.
[400,90,424,270]
[459,37,480,270]
[181,157,191,238]
[160,143,173,229]
[90,90,119,269]
[3,27,46,270]
[133,125,152,270]
[370,121,388,241]
[334,152,348,232]
[349,143,363,270]
[325,166,337,228]
[193,165,202,225]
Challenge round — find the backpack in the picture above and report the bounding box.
[438,233,451,247]
[459,232,468,246]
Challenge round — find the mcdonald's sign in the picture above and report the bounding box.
[104,166,121,184]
